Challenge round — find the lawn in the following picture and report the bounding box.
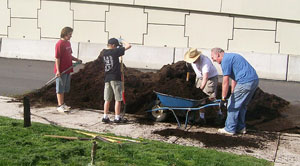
[0,116,272,166]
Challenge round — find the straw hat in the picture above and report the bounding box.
[184,48,201,63]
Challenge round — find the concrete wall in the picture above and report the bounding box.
[0,0,299,81]
[174,48,288,81]
[78,42,106,63]
[0,38,294,81]
[287,55,300,82]
[0,38,78,61]
[124,45,174,69]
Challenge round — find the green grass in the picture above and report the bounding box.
[0,116,272,166]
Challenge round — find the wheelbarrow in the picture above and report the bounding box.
[147,91,223,129]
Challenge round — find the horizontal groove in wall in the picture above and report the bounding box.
[10,17,37,19]
[234,28,276,31]
[74,20,105,22]
[148,23,184,26]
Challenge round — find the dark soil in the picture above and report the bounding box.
[23,56,290,131]
[153,128,277,149]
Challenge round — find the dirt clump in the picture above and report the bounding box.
[23,57,289,127]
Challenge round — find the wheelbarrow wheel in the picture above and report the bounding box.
[147,100,169,122]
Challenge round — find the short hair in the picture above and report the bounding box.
[60,27,73,38]
[211,47,224,53]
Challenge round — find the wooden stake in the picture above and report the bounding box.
[90,141,97,165]
[23,96,31,127]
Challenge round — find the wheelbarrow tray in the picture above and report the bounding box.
[148,91,221,129]
[154,91,205,108]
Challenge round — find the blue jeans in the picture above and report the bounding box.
[56,74,71,93]
[225,79,259,133]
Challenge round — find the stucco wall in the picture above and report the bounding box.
[1,0,299,55]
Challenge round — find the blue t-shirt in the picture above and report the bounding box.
[221,53,258,83]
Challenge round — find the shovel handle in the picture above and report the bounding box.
[186,72,190,82]
[45,61,81,86]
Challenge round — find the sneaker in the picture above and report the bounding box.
[62,103,71,110]
[56,105,69,113]
[113,118,128,123]
[102,117,110,123]
[237,127,247,134]
[218,128,235,135]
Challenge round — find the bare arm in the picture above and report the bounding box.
[231,79,237,93]
[55,58,60,77]
[72,56,82,63]
[120,40,131,50]
[222,75,230,99]
[200,73,208,90]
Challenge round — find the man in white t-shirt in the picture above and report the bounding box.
[184,48,219,124]
[185,48,219,99]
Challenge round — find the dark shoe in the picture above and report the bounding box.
[113,118,128,123]
[102,117,110,123]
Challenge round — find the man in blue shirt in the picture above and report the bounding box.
[211,47,259,135]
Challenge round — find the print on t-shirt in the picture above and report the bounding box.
[102,47,125,82]
[104,55,114,72]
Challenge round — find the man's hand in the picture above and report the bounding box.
[220,98,227,111]
[220,98,227,107]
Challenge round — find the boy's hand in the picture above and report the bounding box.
[118,38,124,43]
[118,38,125,46]
[56,71,61,77]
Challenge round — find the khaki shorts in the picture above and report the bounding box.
[104,81,123,101]
[195,76,218,99]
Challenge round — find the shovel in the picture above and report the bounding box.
[185,62,191,81]
[45,61,82,86]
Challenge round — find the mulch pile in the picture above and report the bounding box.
[24,55,289,125]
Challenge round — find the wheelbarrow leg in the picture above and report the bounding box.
[185,109,192,129]
[169,109,181,128]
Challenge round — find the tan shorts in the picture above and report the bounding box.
[195,76,218,99]
[104,81,123,101]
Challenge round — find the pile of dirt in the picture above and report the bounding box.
[24,56,289,124]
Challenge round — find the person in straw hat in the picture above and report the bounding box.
[184,48,219,124]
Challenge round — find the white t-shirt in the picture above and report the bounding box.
[191,54,218,79]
